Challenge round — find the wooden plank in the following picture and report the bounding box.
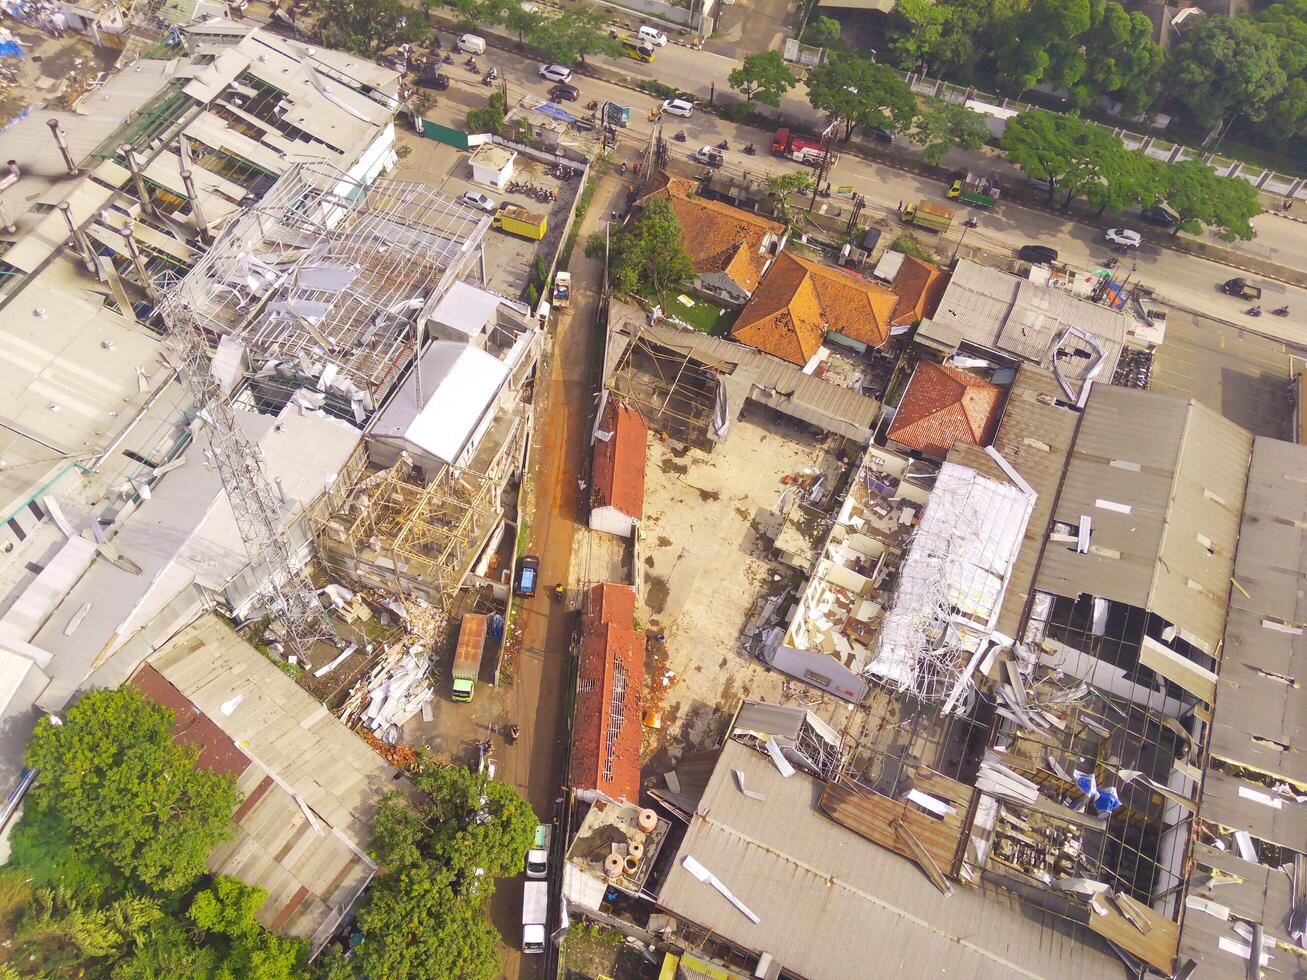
[1140,635,1217,704]
[1088,893,1179,974]
[892,818,953,897]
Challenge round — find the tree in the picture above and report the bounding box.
[1000,110,1126,207]
[1083,149,1165,216]
[505,3,542,42]
[728,50,797,106]
[317,0,422,54]
[1074,2,1165,114]
[187,878,305,980]
[591,197,696,303]
[466,91,506,135]
[1171,16,1288,130]
[764,170,815,224]
[1163,160,1263,240]
[23,687,240,894]
[448,0,505,29]
[806,54,918,140]
[910,100,990,165]
[804,15,843,49]
[993,0,1092,91]
[528,7,622,65]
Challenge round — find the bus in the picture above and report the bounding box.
[622,37,656,62]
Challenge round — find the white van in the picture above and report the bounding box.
[639,25,668,46]
[458,33,486,54]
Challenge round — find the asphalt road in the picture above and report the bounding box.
[465,51,1307,348]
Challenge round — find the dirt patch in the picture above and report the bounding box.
[660,457,688,476]
[643,555,655,567]
[645,574,669,614]
[694,486,720,502]
[656,535,672,548]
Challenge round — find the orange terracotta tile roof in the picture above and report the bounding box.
[732,252,897,366]
[570,586,646,804]
[890,255,950,327]
[639,174,784,293]
[591,398,648,521]
[888,360,1004,458]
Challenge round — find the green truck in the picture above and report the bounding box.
[900,199,955,233]
[947,172,1002,208]
[451,613,488,702]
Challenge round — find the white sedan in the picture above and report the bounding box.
[461,190,496,212]
[1105,227,1143,248]
[539,63,573,83]
[662,98,694,118]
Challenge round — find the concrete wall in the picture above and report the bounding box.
[589,0,716,34]
[695,271,749,307]
[589,505,636,537]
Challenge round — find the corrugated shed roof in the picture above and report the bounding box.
[1210,437,1307,782]
[732,252,895,365]
[640,174,783,293]
[140,616,409,950]
[655,740,1120,980]
[888,360,1003,458]
[592,398,648,520]
[1034,385,1251,654]
[947,366,1081,638]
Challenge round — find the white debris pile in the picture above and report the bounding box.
[338,641,435,741]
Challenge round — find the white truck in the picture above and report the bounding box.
[522,881,548,954]
[526,823,551,879]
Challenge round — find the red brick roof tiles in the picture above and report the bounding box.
[887,361,1004,459]
[592,398,648,521]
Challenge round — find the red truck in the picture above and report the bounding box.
[771,128,831,167]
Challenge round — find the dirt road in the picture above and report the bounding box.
[489,173,627,980]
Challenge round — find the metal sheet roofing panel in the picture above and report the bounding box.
[655,740,1120,980]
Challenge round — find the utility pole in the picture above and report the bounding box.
[807,120,838,213]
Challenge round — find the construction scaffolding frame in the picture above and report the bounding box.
[167,163,491,409]
[607,326,720,449]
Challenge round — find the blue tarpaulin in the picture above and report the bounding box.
[532,102,578,124]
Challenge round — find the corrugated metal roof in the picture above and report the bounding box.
[655,740,1121,980]
[948,365,1081,638]
[1034,385,1250,654]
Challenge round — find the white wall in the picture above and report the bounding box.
[589,506,636,538]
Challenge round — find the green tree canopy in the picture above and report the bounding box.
[590,196,697,303]
[1074,2,1166,113]
[1082,148,1166,216]
[993,0,1093,91]
[804,15,844,49]
[1163,160,1264,240]
[727,50,797,105]
[764,170,815,224]
[1171,16,1288,130]
[24,687,240,894]
[910,100,990,165]
[317,0,424,53]
[528,7,623,65]
[806,54,918,140]
[505,3,542,41]
[1000,110,1127,207]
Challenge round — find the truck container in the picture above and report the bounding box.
[770,127,831,167]
[947,172,1001,208]
[493,204,547,241]
[522,881,548,954]
[451,613,488,702]
[900,200,954,233]
[552,271,571,308]
[526,824,552,879]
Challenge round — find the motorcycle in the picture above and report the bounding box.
[1247,306,1263,317]
[1272,306,1290,316]
[507,725,520,744]
[619,162,628,175]
[551,584,565,604]
[481,74,494,86]
[586,99,599,111]
[468,63,481,75]
[717,139,729,150]
[743,143,755,155]
[486,66,498,80]
[963,217,978,228]
[673,130,687,142]
[442,53,453,64]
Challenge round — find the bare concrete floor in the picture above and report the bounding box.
[636,403,856,784]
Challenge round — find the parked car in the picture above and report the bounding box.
[692,146,724,167]
[1018,244,1058,265]
[461,190,496,212]
[1141,204,1179,228]
[1105,227,1142,248]
[539,63,573,83]
[638,24,668,46]
[548,83,580,102]
[870,126,895,143]
[662,98,694,117]
[515,555,540,597]
[414,72,449,91]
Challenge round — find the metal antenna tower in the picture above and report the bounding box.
[163,311,335,662]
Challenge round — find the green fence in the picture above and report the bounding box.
[420,118,470,150]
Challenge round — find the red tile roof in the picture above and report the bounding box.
[592,398,648,521]
[570,584,646,803]
[638,173,784,293]
[132,664,251,778]
[889,255,949,327]
[732,252,897,365]
[888,361,1004,459]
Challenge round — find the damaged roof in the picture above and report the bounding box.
[1034,385,1251,655]
[889,255,949,327]
[655,740,1121,979]
[570,585,646,803]
[732,252,897,366]
[640,173,784,293]
[592,397,649,521]
[887,360,1004,458]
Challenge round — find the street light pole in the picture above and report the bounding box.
[807,120,839,213]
